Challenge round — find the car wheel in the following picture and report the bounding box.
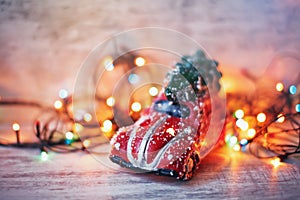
[182,151,200,181]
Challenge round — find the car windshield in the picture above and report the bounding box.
[153,100,190,118]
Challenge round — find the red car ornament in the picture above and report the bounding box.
[109,50,223,180]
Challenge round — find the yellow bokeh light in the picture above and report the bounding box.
[233,144,241,151]
[276,114,285,123]
[247,128,256,139]
[234,109,245,119]
[83,113,92,122]
[149,87,159,97]
[166,128,175,136]
[270,157,281,168]
[135,57,146,67]
[54,100,63,110]
[83,139,91,148]
[103,56,114,71]
[131,102,142,112]
[106,96,115,107]
[275,82,284,92]
[229,136,238,145]
[257,112,266,123]
[73,123,83,132]
[236,119,249,131]
[234,109,244,119]
[225,134,232,143]
[12,122,20,131]
[101,120,113,132]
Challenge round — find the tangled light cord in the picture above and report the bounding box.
[224,71,300,162]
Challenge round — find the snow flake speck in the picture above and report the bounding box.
[114,143,120,151]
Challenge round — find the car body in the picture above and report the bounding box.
[109,90,212,180]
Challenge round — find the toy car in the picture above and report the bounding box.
[109,50,222,180]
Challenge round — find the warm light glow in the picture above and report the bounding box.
[234,109,244,119]
[101,120,113,132]
[65,131,74,140]
[54,100,63,109]
[106,96,115,107]
[233,144,241,151]
[135,57,146,67]
[289,85,297,94]
[149,86,159,97]
[236,119,249,131]
[166,128,175,136]
[247,128,256,139]
[59,89,68,99]
[83,113,92,122]
[103,56,114,71]
[131,102,142,112]
[83,139,91,148]
[276,114,285,123]
[225,134,232,143]
[40,151,48,161]
[270,157,281,168]
[257,112,266,123]
[73,123,83,132]
[275,82,284,92]
[12,122,20,131]
[229,136,238,146]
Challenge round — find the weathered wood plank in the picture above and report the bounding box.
[1,146,299,199]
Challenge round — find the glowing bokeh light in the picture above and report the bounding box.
[234,109,244,119]
[103,56,114,71]
[229,136,238,146]
[247,128,256,139]
[135,57,146,67]
[59,89,68,99]
[73,123,83,132]
[275,82,284,92]
[276,114,285,123]
[270,157,281,168]
[65,131,74,140]
[257,112,266,123]
[131,102,142,112]
[106,96,115,107]
[40,151,48,161]
[12,122,20,131]
[289,85,297,95]
[240,138,248,146]
[101,120,113,132]
[83,139,91,148]
[236,119,249,131]
[225,134,232,143]
[296,104,300,112]
[149,86,159,97]
[128,74,139,84]
[83,113,92,122]
[233,144,241,151]
[54,100,63,109]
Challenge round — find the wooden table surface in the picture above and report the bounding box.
[1,144,299,200]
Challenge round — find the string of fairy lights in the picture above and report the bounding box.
[0,52,159,162]
[224,79,300,166]
[0,52,299,168]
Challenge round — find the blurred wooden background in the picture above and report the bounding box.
[0,0,300,102]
